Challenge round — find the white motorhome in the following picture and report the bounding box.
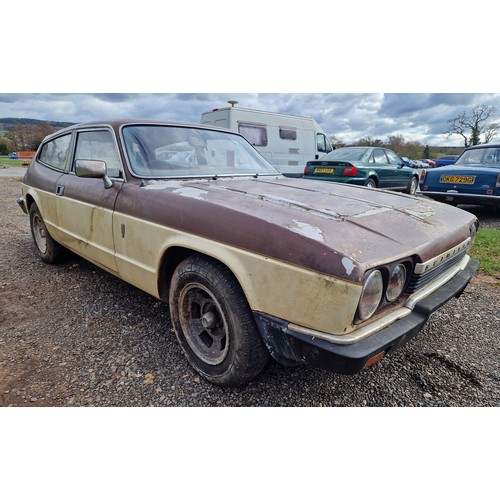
[200,105,333,176]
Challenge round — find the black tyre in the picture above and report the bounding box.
[364,178,377,188]
[29,203,66,264]
[405,176,419,195]
[169,255,269,387]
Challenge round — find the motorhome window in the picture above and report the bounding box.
[279,128,297,140]
[238,124,268,147]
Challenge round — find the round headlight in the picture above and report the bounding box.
[386,264,407,302]
[358,270,383,321]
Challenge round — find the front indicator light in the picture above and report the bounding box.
[386,264,407,302]
[364,351,385,369]
[358,270,383,321]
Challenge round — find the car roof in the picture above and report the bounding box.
[465,143,500,150]
[45,119,235,140]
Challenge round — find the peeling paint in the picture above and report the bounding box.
[288,220,324,242]
[353,207,392,218]
[342,257,356,275]
[144,181,208,200]
[403,208,435,220]
[172,187,208,200]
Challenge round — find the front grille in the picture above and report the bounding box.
[406,249,467,294]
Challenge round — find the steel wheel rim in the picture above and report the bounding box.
[178,283,230,365]
[410,177,418,194]
[32,214,47,253]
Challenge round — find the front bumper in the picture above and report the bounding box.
[255,257,478,375]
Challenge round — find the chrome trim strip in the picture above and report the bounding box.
[423,191,497,200]
[414,238,471,275]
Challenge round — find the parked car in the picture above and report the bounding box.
[412,160,429,169]
[401,156,416,167]
[304,147,420,194]
[435,155,460,168]
[422,159,436,167]
[420,143,500,207]
[18,120,478,387]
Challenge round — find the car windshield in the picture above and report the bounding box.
[456,147,500,166]
[322,148,370,162]
[122,125,279,178]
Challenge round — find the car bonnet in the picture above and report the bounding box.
[125,176,476,281]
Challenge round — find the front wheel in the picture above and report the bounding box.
[405,176,419,195]
[29,203,66,264]
[169,255,269,387]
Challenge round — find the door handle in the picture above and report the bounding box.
[56,185,65,196]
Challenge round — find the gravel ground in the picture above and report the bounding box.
[1,172,499,407]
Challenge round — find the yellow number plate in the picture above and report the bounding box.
[440,175,475,184]
[314,168,334,174]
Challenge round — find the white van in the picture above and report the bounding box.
[200,105,333,176]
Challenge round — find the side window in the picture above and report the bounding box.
[317,133,333,153]
[38,134,72,171]
[373,149,389,164]
[238,123,268,147]
[279,127,297,140]
[386,150,403,165]
[74,130,122,178]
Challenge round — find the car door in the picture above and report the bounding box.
[30,133,72,239]
[370,149,394,188]
[385,149,411,189]
[54,128,123,274]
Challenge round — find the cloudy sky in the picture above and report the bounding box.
[2,93,500,147]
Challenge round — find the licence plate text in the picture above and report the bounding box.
[314,168,334,174]
[440,175,475,184]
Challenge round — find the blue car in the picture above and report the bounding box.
[420,144,500,207]
[435,155,459,168]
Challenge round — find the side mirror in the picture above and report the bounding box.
[75,159,113,189]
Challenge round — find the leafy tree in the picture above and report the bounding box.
[423,145,430,158]
[0,140,7,155]
[447,104,498,147]
[4,123,54,151]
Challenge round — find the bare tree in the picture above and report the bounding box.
[447,104,497,147]
[353,136,384,147]
[483,122,500,144]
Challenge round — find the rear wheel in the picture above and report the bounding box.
[364,178,377,188]
[169,255,269,387]
[29,203,66,264]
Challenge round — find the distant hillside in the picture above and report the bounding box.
[0,117,76,129]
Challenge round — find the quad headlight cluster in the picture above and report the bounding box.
[357,263,409,322]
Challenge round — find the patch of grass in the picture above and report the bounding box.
[470,228,500,280]
[0,156,24,167]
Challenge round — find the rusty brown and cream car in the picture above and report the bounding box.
[18,120,479,387]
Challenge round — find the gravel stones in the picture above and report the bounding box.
[1,179,499,407]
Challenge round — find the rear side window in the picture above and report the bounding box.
[386,150,403,165]
[39,134,72,171]
[238,123,268,146]
[372,149,388,164]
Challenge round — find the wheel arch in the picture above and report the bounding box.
[157,246,247,305]
[365,174,379,187]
